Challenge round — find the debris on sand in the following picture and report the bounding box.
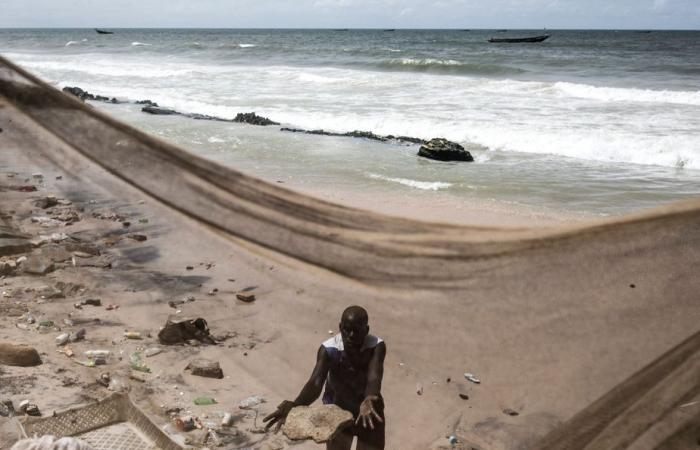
[464,372,481,384]
[236,292,256,303]
[185,359,224,379]
[0,342,42,366]
[282,404,353,443]
[158,316,216,345]
[238,395,266,409]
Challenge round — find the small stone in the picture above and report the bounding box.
[282,404,354,443]
[503,408,519,416]
[236,292,256,303]
[22,255,56,275]
[185,359,224,379]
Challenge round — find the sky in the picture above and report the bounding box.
[1,0,698,29]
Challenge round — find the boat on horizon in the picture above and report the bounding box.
[488,34,550,43]
[95,28,114,35]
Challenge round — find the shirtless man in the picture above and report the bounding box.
[263,305,386,450]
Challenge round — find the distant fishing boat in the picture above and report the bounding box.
[488,34,550,43]
[94,28,114,35]
[496,29,508,32]
[383,29,395,32]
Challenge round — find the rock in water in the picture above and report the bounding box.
[185,359,224,379]
[418,138,474,162]
[0,342,42,366]
[282,404,354,443]
[233,112,279,126]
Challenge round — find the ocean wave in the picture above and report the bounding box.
[367,173,452,190]
[131,42,151,47]
[239,44,256,48]
[553,82,700,106]
[374,58,526,75]
[65,41,79,47]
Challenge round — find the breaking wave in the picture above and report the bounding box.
[374,58,526,75]
[367,173,453,191]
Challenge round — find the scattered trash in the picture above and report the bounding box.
[194,397,217,406]
[236,292,256,303]
[185,359,224,379]
[130,352,151,373]
[124,331,143,340]
[139,218,149,224]
[55,333,71,346]
[448,435,458,446]
[0,399,15,417]
[128,234,147,242]
[105,304,119,310]
[144,347,163,357]
[503,408,519,416]
[221,412,233,427]
[175,416,197,432]
[38,320,55,328]
[108,375,130,393]
[239,395,265,409]
[158,316,216,345]
[32,173,44,179]
[85,349,110,364]
[186,265,194,270]
[19,400,41,417]
[464,372,481,384]
[416,383,423,395]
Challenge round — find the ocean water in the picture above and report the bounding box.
[1,28,699,218]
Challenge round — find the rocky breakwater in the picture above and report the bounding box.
[418,138,474,162]
[62,87,119,104]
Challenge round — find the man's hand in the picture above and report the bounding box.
[263,400,296,432]
[356,395,383,430]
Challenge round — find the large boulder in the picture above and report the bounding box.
[282,404,353,443]
[418,138,474,162]
[0,342,42,367]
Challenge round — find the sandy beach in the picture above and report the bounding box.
[2,57,700,450]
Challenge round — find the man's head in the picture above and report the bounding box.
[339,305,369,352]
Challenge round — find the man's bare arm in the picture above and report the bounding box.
[357,341,386,429]
[263,345,329,430]
[365,341,386,397]
[293,345,330,406]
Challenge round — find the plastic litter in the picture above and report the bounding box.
[194,397,217,406]
[130,352,151,373]
[464,372,481,384]
[144,347,163,357]
[238,395,265,409]
[124,331,142,339]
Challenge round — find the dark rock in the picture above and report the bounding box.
[142,106,181,115]
[34,196,59,209]
[503,408,519,416]
[343,130,387,142]
[185,359,224,379]
[0,342,42,366]
[62,86,112,103]
[233,112,280,126]
[158,316,216,345]
[135,100,159,107]
[418,138,474,162]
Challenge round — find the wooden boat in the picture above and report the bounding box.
[488,34,550,43]
[94,28,114,35]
